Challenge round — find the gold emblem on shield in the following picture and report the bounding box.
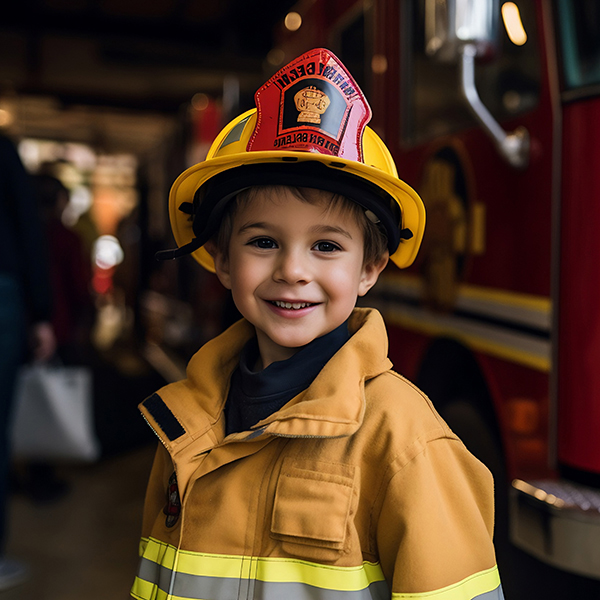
[294,86,330,124]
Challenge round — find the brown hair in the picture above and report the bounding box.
[210,185,389,266]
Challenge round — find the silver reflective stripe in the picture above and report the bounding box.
[475,584,505,600]
[253,579,390,600]
[138,556,390,600]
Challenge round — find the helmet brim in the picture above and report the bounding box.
[168,150,425,272]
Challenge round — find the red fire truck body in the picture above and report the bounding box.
[275,0,600,581]
[559,100,600,475]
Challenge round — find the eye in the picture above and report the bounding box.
[249,237,277,249]
[314,241,341,253]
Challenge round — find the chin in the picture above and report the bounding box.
[274,335,314,349]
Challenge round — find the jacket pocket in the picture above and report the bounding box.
[271,457,357,562]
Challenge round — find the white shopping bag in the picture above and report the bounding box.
[11,364,100,462]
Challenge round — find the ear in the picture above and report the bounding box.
[358,252,389,297]
[205,241,232,290]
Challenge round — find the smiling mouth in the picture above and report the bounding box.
[270,300,318,310]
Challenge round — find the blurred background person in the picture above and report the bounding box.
[34,172,93,367]
[0,134,55,591]
[10,173,95,505]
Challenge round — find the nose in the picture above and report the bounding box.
[273,248,311,284]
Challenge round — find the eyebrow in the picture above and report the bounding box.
[309,224,353,239]
[237,222,353,239]
[237,222,269,234]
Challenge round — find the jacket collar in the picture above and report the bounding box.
[140,307,392,451]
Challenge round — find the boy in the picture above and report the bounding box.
[132,48,504,600]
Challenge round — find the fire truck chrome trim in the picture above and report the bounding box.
[381,303,550,373]
[376,273,551,331]
[372,274,551,372]
[510,479,600,580]
[460,44,530,169]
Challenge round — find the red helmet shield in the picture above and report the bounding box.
[248,48,372,162]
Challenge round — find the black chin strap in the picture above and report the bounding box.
[155,162,415,262]
[156,227,413,261]
[155,236,204,261]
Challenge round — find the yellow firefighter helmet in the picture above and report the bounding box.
[158,48,425,272]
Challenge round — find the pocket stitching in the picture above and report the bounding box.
[271,462,355,550]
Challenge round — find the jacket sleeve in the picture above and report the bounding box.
[375,436,504,599]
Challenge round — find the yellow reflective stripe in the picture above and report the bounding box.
[171,548,243,579]
[254,556,385,590]
[140,536,177,568]
[139,536,386,592]
[392,565,501,599]
[139,537,149,556]
[131,576,168,600]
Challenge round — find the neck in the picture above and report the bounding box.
[255,334,300,369]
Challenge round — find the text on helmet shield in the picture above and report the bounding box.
[248,48,371,162]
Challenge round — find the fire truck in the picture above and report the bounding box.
[273,0,600,586]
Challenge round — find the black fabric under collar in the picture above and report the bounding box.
[225,321,350,436]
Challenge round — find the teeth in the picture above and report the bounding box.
[274,301,312,309]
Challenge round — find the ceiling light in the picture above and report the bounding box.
[191,93,209,111]
[267,48,285,66]
[371,55,388,74]
[502,2,527,46]
[0,109,13,128]
[94,235,124,270]
[284,12,302,32]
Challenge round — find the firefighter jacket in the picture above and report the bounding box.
[131,307,504,600]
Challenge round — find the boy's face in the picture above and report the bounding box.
[212,188,387,367]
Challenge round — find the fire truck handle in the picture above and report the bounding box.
[460,43,530,169]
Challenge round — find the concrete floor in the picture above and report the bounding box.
[3,443,156,600]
